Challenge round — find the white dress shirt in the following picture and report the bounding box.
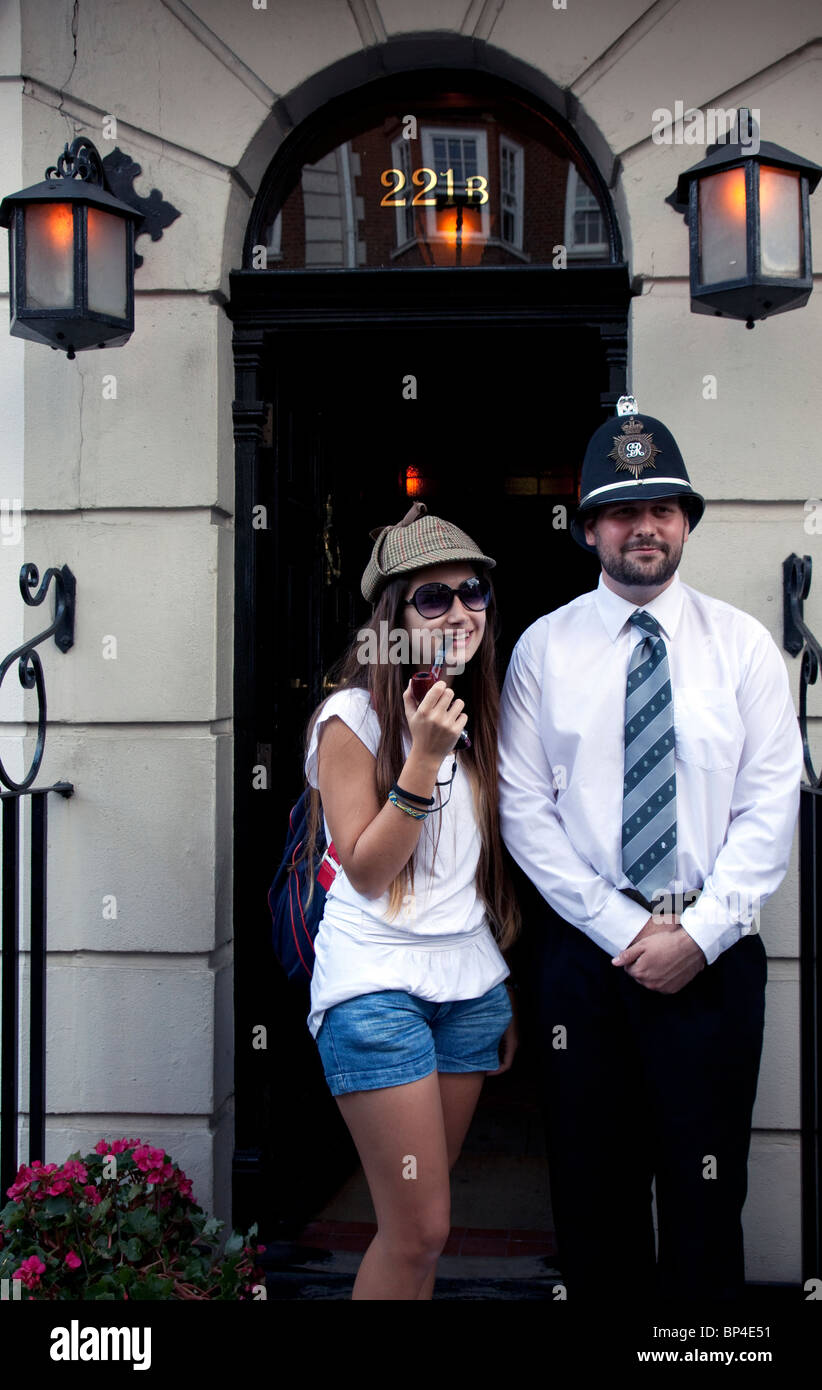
[498,571,803,965]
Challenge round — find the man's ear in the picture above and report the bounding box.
[583,511,598,547]
[682,503,691,542]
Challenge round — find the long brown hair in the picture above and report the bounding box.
[303,568,520,950]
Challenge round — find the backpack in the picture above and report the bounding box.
[268,789,340,983]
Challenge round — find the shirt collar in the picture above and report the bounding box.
[594,570,684,643]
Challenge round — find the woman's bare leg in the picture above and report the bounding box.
[335,1071,452,1300]
[415,1071,486,1299]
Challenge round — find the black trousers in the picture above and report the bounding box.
[519,897,767,1302]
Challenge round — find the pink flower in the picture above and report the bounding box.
[7,1164,32,1201]
[133,1144,166,1174]
[65,1250,82,1270]
[112,1138,132,1154]
[46,1177,71,1196]
[14,1255,46,1289]
[29,1161,58,1180]
[62,1160,88,1183]
[82,1185,102,1206]
[176,1176,193,1199]
[25,1162,58,1198]
[94,1139,110,1155]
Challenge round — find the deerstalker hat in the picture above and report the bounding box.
[361,502,495,604]
[570,396,705,552]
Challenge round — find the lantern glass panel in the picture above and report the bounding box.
[24,203,74,308]
[87,207,127,319]
[759,166,802,277]
[697,167,747,285]
[429,205,485,266]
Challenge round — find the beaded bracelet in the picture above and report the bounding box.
[388,790,428,820]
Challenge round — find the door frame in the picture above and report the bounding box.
[228,263,632,1229]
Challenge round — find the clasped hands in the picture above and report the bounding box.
[611,914,706,994]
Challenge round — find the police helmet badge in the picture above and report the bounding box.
[607,417,660,479]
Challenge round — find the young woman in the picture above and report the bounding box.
[303,502,519,1300]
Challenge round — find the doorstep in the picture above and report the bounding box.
[259,1220,563,1299]
[293,1218,557,1259]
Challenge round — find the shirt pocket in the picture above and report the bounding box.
[672,687,745,771]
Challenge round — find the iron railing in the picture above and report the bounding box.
[0,562,75,1200]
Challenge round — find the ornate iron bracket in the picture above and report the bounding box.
[46,136,106,185]
[101,148,181,269]
[0,563,76,792]
[783,552,821,788]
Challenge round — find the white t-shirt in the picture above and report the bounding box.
[304,686,509,1038]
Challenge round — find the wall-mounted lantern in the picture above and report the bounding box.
[674,110,821,327]
[0,137,143,358]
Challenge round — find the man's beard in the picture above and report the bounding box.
[597,534,684,588]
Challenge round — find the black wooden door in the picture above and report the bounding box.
[231,267,629,1238]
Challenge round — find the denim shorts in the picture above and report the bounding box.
[315,982,512,1096]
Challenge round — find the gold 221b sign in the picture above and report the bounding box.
[380,168,490,206]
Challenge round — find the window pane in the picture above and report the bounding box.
[698,167,747,284]
[257,88,611,269]
[24,203,74,309]
[759,166,801,277]
[87,208,127,319]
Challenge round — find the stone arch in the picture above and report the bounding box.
[226,32,625,273]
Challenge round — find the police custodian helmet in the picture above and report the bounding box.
[570,396,706,552]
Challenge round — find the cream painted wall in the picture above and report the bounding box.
[2,0,819,1278]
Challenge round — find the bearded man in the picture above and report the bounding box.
[498,397,803,1301]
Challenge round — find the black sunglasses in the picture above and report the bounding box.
[404,575,491,619]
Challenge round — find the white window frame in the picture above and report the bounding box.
[499,136,524,250]
[419,126,491,244]
[390,136,415,250]
[265,210,282,261]
[564,164,608,257]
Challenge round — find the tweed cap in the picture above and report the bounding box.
[361,503,495,603]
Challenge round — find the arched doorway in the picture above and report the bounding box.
[229,63,631,1271]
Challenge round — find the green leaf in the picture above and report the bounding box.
[121,1236,142,1262]
[86,1276,118,1299]
[223,1231,243,1258]
[130,1273,174,1301]
[43,1195,72,1217]
[122,1206,160,1240]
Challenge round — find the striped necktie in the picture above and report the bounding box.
[622,610,677,903]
